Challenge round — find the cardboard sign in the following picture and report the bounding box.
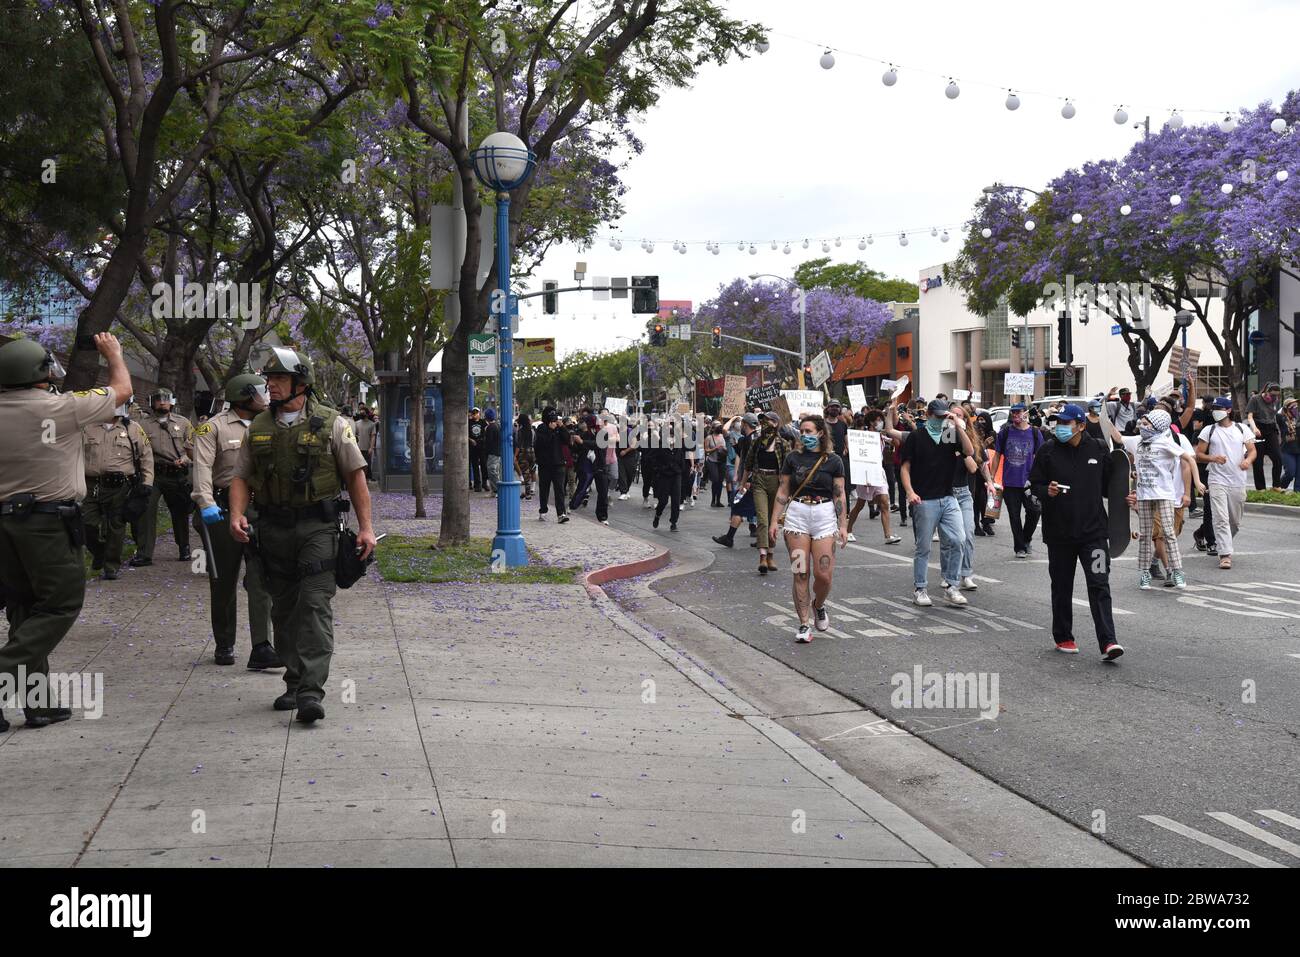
[1004,372,1036,396]
[889,374,910,400]
[675,402,691,414]
[746,383,781,410]
[881,378,898,393]
[809,350,834,388]
[846,384,867,412]
[952,388,971,401]
[846,429,888,488]
[971,391,983,404]
[771,396,792,424]
[720,374,748,418]
[1168,344,1201,379]
[782,389,825,418]
[603,397,628,417]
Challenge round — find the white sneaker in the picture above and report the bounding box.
[795,623,813,643]
[960,576,979,591]
[618,493,629,501]
[538,514,547,522]
[600,520,610,526]
[846,532,857,542]
[884,534,901,545]
[813,605,830,631]
[689,498,697,508]
[913,589,932,607]
[944,585,969,606]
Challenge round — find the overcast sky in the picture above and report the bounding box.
[509,0,1300,362]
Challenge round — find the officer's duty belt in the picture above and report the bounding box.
[258,499,350,526]
[88,473,129,487]
[0,498,77,516]
[158,463,189,475]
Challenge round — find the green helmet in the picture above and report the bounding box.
[149,389,176,408]
[0,338,65,388]
[225,373,267,405]
[261,346,313,387]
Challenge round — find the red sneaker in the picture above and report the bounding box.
[1102,642,1125,661]
[1055,640,1079,654]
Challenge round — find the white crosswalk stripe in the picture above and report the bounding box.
[1141,811,1297,867]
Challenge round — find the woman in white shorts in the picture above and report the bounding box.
[768,415,848,644]
[845,410,902,544]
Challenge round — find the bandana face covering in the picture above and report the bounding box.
[925,417,945,440]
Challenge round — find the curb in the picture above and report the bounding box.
[582,544,671,596]
[1243,501,1300,517]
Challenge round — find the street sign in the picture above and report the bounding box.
[809,349,833,388]
[678,323,692,341]
[1249,330,1268,344]
[667,325,680,340]
[743,354,776,366]
[611,277,628,299]
[1064,364,1076,386]
[593,276,610,302]
[468,333,498,376]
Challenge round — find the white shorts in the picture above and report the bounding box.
[856,483,888,500]
[783,500,838,539]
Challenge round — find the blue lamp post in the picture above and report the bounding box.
[472,131,536,568]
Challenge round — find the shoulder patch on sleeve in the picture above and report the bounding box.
[194,423,213,436]
[74,387,110,397]
[343,424,354,441]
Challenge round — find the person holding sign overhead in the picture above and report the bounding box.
[845,410,901,545]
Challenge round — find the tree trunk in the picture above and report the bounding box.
[155,334,201,418]
[409,335,427,520]
[64,230,148,391]
[439,329,471,545]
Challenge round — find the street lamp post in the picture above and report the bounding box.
[472,131,536,568]
[613,335,645,414]
[748,273,806,387]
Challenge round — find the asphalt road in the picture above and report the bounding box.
[598,482,1300,868]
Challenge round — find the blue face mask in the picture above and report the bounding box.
[801,434,819,451]
[1055,424,1076,443]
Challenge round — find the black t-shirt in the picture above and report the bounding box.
[781,449,844,500]
[828,419,849,458]
[469,419,485,446]
[1085,418,1104,441]
[901,428,966,500]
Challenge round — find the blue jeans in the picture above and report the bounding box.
[952,484,976,578]
[910,496,964,590]
[1281,449,1300,491]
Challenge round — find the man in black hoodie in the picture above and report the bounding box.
[532,408,570,524]
[569,415,610,523]
[1028,403,1123,660]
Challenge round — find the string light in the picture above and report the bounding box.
[1221,183,1234,194]
[881,65,897,87]
[945,79,961,100]
[1005,91,1020,111]
[819,49,835,70]
[1071,212,1083,224]
[1114,106,1129,125]
[1167,110,1184,130]
[1061,100,1076,120]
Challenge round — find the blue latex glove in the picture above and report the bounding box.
[201,505,224,525]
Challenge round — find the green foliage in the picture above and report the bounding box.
[793,258,916,304]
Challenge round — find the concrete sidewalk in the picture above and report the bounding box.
[0,491,974,867]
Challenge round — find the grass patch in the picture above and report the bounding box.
[375,535,580,584]
[1247,489,1300,506]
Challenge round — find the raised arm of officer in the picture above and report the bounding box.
[97,333,132,407]
[333,414,377,559]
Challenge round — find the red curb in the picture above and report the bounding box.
[583,546,671,597]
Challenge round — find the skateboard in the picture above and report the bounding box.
[1107,447,1134,558]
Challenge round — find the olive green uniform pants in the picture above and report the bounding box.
[256,517,338,703]
[82,481,131,574]
[195,506,271,652]
[0,513,85,689]
[137,471,192,560]
[751,472,781,549]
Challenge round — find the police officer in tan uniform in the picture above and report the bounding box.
[191,374,282,670]
[82,396,154,580]
[228,348,376,724]
[0,333,131,731]
[132,389,194,566]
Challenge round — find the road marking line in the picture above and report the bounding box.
[1288,654,1300,660]
[956,604,1046,630]
[1072,597,1134,616]
[847,544,911,564]
[1206,812,1300,859]
[1179,588,1300,618]
[1256,810,1300,832]
[1140,815,1286,867]
[824,599,864,620]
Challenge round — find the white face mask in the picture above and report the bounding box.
[1212,410,1229,422]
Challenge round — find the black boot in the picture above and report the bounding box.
[24,707,73,728]
[128,554,152,567]
[296,698,325,723]
[214,646,236,666]
[273,690,298,711]
[178,547,191,561]
[0,709,8,733]
[713,528,737,547]
[247,642,283,670]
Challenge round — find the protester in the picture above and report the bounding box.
[482,409,501,493]
[514,413,536,500]
[950,403,993,590]
[845,409,901,545]
[704,420,728,507]
[766,415,848,643]
[990,402,1044,557]
[467,407,486,491]
[896,399,973,608]
[1279,396,1300,491]
[617,416,640,501]
[713,413,760,547]
[1027,404,1124,659]
[1196,397,1256,569]
[649,423,686,532]
[570,415,610,524]
[1246,382,1285,491]
[743,411,792,574]
[533,408,570,524]
[1107,387,1139,436]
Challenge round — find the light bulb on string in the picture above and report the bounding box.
[1167,110,1184,130]
[1024,219,1036,231]
[899,233,909,246]
[867,235,874,245]
[711,245,719,255]
[981,227,993,239]
[756,39,770,53]
[1272,116,1288,133]
[802,239,809,249]
[1278,170,1290,182]
[940,230,950,243]
[819,49,835,70]
[882,65,898,87]
[770,240,778,250]
[1169,194,1182,206]
[931,227,938,237]
[1071,213,1083,224]
[1005,91,1020,111]
[857,237,866,250]
[1061,100,1076,120]
[1221,183,1234,194]
[737,242,745,252]
[749,246,758,256]
[1219,114,1236,133]
[1120,204,1132,216]
[783,244,791,254]
[1113,106,1129,125]
[679,244,688,255]
[821,241,830,252]
[945,79,960,100]
[834,237,841,247]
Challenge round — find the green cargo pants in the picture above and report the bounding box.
[750,471,781,549]
[195,505,271,652]
[0,513,85,689]
[137,471,192,561]
[255,516,338,703]
[82,480,131,574]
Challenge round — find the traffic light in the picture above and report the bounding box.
[711,325,722,348]
[651,322,667,346]
[1010,328,1022,350]
[632,275,659,314]
[1057,310,1073,364]
[542,280,558,315]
